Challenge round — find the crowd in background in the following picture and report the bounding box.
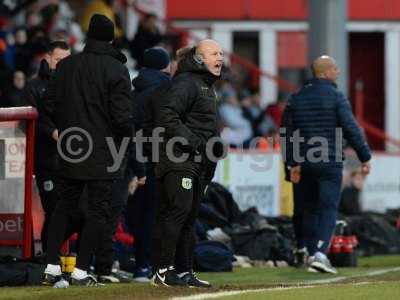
[0,0,286,149]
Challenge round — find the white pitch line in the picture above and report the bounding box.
[170,286,316,300]
[171,267,400,300]
[362,267,400,277]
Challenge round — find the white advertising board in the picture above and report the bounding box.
[213,152,281,216]
[4,137,25,179]
[361,153,400,212]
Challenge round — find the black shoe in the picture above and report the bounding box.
[294,248,308,268]
[151,267,188,287]
[180,272,211,288]
[70,274,99,287]
[42,273,62,286]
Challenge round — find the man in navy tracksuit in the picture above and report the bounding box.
[282,55,371,274]
[126,47,171,282]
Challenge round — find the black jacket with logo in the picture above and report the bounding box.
[41,39,133,180]
[151,49,222,180]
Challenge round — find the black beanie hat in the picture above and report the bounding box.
[143,47,170,70]
[87,14,114,42]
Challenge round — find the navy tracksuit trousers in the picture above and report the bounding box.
[292,164,343,255]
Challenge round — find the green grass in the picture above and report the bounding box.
[202,255,400,288]
[0,255,399,300]
[218,282,400,300]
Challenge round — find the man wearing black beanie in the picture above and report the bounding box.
[41,14,135,286]
[126,47,171,282]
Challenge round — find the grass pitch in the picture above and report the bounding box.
[0,255,399,300]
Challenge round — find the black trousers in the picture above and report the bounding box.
[126,163,157,269]
[46,178,114,271]
[152,171,203,272]
[36,171,58,252]
[36,171,84,253]
[95,173,131,275]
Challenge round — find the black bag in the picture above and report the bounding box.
[194,241,234,272]
[0,257,45,286]
[346,214,400,256]
[0,264,27,286]
[229,226,278,261]
[229,224,294,263]
[203,182,241,223]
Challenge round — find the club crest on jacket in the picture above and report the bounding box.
[182,178,192,190]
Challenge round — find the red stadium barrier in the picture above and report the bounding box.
[0,106,38,259]
[355,81,400,150]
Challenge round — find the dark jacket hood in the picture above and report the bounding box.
[84,38,127,64]
[176,47,220,85]
[132,68,170,92]
[38,59,52,79]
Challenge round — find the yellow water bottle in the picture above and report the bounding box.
[64,254,77,273]
[60,256,66,273]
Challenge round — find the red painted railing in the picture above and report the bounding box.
[0,106,38,259]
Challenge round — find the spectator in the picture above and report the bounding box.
[0,39,13,106]
[4,70,26,107]
[39,3,59,33]
[242,91,276,138]
[26,10,41,28]
[25,26,50,76]
[14,27,32,75]
[219,85,253,147]
[129,13,162,69]
[265,98,287,128]
[81,0,122,39]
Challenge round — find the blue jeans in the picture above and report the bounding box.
[293,164,342,255]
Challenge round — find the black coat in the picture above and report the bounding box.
[132,68,171,131]
[42,39,133,180]
[282,78,371,168]
[129,68,171,178]
[23,59,58,173]
[151,50,221,179]
[5,87,25,107]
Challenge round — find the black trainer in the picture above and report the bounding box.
[293,248,308,268]
[151,267,188,287]
[70,274,99,287]
[180,272,211,288]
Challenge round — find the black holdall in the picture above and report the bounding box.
[0,256,45,286]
